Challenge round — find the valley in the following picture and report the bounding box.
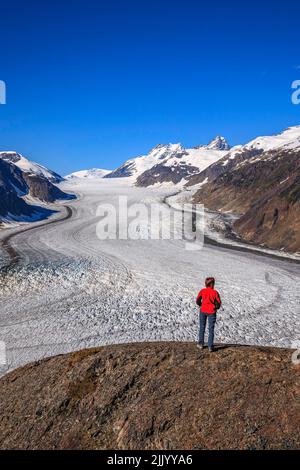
[0,178,299,378]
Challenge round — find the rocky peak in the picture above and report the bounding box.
[206,136,231,151]
[0,151,22,165]
[147,143,187,160]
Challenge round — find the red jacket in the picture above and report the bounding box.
[196,287,221,314]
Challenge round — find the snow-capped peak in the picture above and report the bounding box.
[147,143,186,160]
[206,136,231,151]
[243,125,300,153]
[0,151,63,183]
[65,168,111,179]
[105,138,230,186]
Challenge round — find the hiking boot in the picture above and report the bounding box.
[208,347,214,353]
[197,343,204,350]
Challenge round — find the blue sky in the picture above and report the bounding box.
[0,0,300,175]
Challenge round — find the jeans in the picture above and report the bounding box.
[199,312,217,348]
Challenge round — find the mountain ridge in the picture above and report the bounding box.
[0,153,74,225]
[0,152,63,183]
[105,137,230,185]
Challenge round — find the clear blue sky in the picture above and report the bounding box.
[0,0,300,175]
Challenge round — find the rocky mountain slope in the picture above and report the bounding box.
[0,342,299,450]
[22,172,74,203]
[0,159,52,221]
[0,154,74,224]
[0,152,63,183]
[190,126,300,252]
[105,137,230,186]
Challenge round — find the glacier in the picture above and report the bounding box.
[0,178,299,377]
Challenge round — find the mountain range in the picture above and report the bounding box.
[103,125,300,252]
[1,125,300,253]
[105,136,230,185]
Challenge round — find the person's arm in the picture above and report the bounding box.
[196,290,202,307]
[214,291,222,310]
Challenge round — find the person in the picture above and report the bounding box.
[196,277,221,352]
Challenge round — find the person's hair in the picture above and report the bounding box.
[205,277,215,288]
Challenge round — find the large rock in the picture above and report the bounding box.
[0,342,299,450]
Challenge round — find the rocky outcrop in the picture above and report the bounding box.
[0,342,299,450]
[0,184,41,220]
[23,173,75,203]
[136,162,200,186]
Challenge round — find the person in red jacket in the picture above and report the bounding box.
[196,277,221,352]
